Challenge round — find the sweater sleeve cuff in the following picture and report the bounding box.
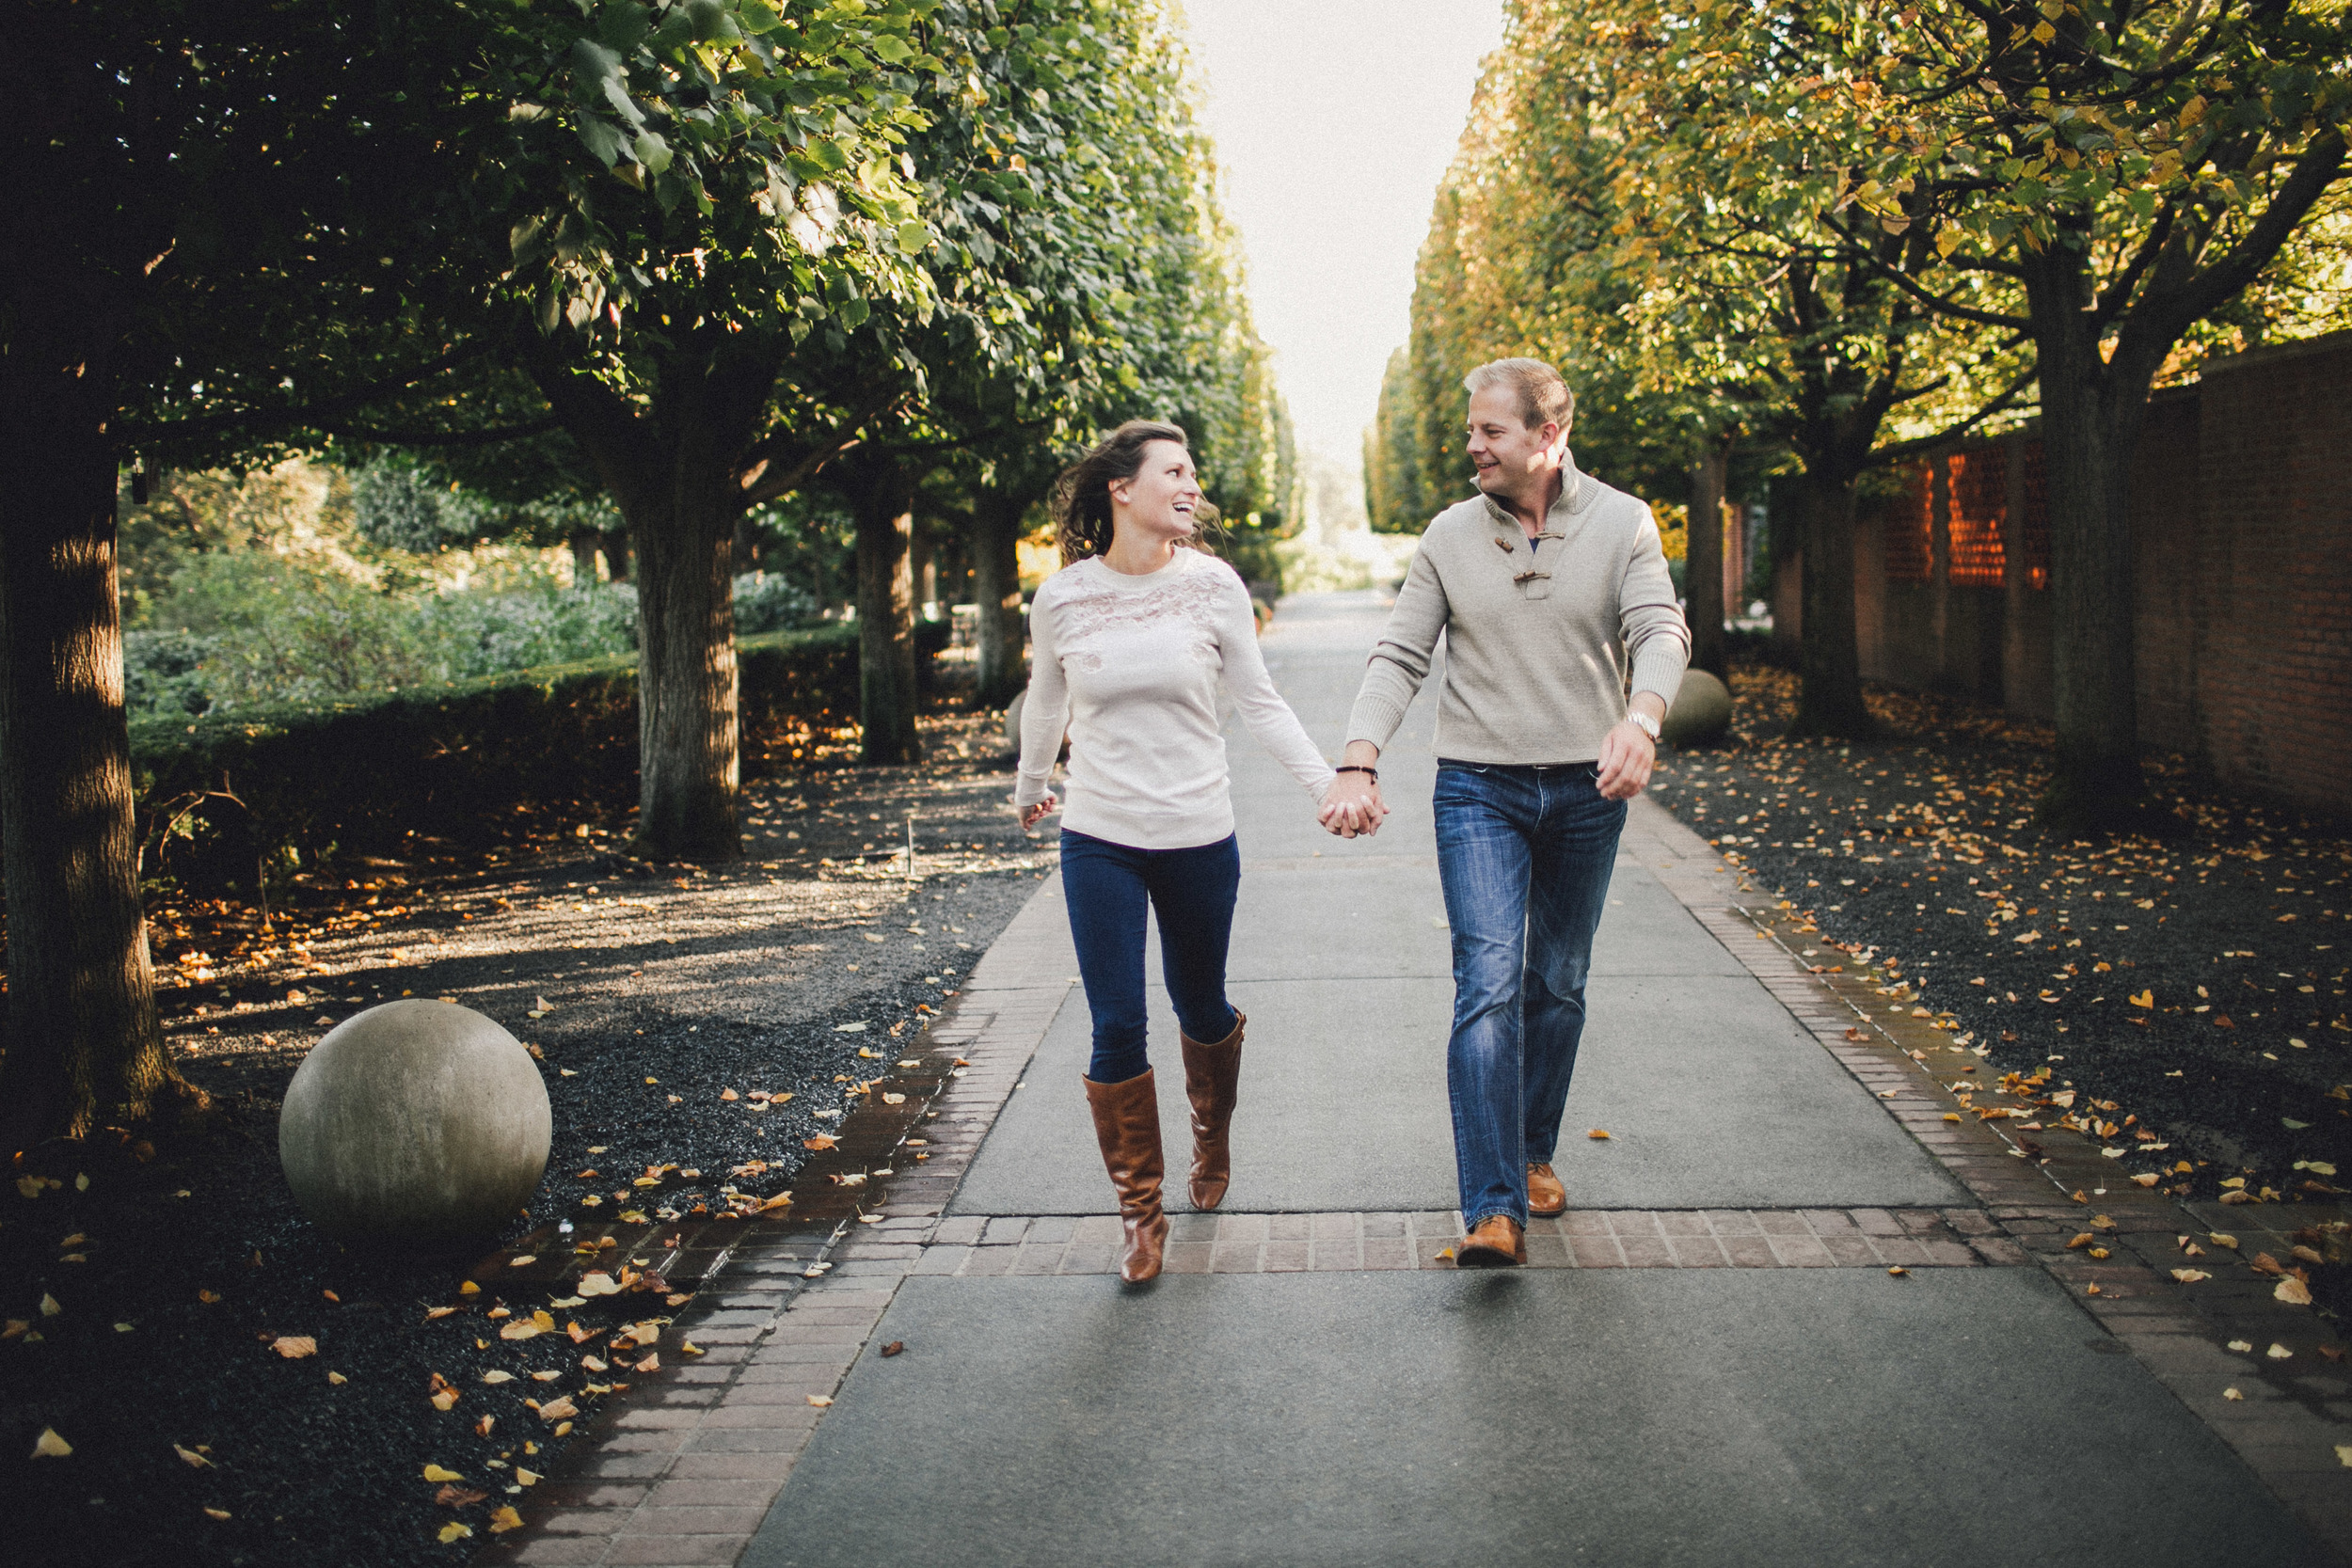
[1344,693,1408,753]
[1629,641,1689,709]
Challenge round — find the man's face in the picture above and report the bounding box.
[1464,386,1564,499]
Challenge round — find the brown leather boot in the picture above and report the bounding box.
[1179,1009,1247,1210]
[1084,1069,1169,1283]
[1527,1163,1566,1217]
[1456,1214,1526,1268]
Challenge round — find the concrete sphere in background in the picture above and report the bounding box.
[279,1000,551,1243]
[1661,669,1734,748]
[1004,690,1026,749]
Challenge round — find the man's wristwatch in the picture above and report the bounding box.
[1627,710,1661,743]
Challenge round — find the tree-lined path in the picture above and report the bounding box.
[509,593,2339,1567]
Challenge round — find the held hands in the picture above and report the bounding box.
[1321,742,1389,838]
[1595,720,1657,800]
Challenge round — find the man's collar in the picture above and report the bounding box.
[1480,454,1587,532]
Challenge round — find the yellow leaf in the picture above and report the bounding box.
[203,1508,231,1521]
[175,1443,212,1467]
[577,1273,621,1297]
[806,1394,834,1407]
[2224,1386,2244,1401]
[537,1396,579,1422]
[1587,1129,1612,1140]
[2030,18,2056,41]
[31,1428,72,1458]
[516,1467,542,1485]
[498,1320,543,1341]
[2172,1268,2211,1282]
[2277,1277,2315,1307]
[1935,224,1963,258]
[271,1335,317,1359]
[483,1370,516,1385]
[40,1292,62,1318]
[488,1506,525,1534]
[458,1281,480,1296]
[326,1371,347,1386]
[422,1464,464,1482]
[438,1522,473,1544]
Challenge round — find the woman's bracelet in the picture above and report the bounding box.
[1335,765,1378,781]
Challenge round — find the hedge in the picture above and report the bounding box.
[131,624,861,880]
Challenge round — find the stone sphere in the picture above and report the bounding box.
[1004,690,1026,749]
[278,1000,551,1243]
[1661,669,1734,748]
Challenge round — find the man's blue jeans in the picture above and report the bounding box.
[1058,829,1243,1085]
[1433,762,1627,1227]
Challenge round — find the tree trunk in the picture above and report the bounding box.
[603,530,630,582]
[850,456,922,765]
[2023,246,2147,825]
[1685,443,1728,680]
[627,473,741,859]
[971,490,1027,707]
[1788,466,1874,738]
[0,340,183,1142]
[569,530,600,583]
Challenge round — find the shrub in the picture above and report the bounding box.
[133,624,859,887]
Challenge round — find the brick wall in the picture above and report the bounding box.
[1844,330,2352,816]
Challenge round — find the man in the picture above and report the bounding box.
[1327,357,1687,1267]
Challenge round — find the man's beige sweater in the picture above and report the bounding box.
[1345,460,1690,764]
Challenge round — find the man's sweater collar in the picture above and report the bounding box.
[1478,455,1591,535]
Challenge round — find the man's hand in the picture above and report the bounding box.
[1320,742,1389,838]
[1596,696,1665,800]
[1019,794,1058,830]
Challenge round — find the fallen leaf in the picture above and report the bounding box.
[576,1273,621,1297]
[473,1415,496,1438]
[489,1505,525,1534]
[1587,1129,1612,1140]
[40,1292,63,1318]
[806,1394,833,1407]
[458,1281,480,1297]
[634,1353,660,1373]
[438,1522,473,1544]
[2270,1342,2296,1360]
[498,1320,543,1341]
[327,1371,347,1386]
[2229,1339,2254,1353]
[175,1442,212,1467]
[428,1371,461,1411]
[203,1508,230,1521]
[422,1463,465,1482]
[2172,1269,2212,1283]
[425,1307,459,1321]
[882,1341,905,1357]
[803,1134,837,1151]
[482,1370,516,1385]
[30,1428,71,1458]
[536,1397,579,1422]
[2224,1387,2244,1402]
[2067,1233,2096,1250]
[1887,1266,1909,1277]
[2278,1277,2315,1307]
[516,1468,542,1486]
[2131,1173,2161,1187]
[2211,1233,2240,1249]
[271,1335,317,1359]
[434,1483,488,1508]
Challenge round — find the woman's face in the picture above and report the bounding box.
[1109,440,1201,543]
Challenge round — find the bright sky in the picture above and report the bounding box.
[1181,0,1507,474]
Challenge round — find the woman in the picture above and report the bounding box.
[1014,420,1361,1283]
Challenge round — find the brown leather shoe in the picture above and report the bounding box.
[1456,1214,1526,1268]
[1179,1009,1247,1210]
[1083,1069,1168,1283]
[1527,1163,1566,1217]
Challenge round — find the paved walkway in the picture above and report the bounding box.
[501,592,2352,1567]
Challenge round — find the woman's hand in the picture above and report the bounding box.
[1019,794,1059,830]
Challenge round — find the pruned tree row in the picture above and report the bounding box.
[0,0,1289,1144]
[1373,0,2350,811]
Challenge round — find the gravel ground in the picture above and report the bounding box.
[1648,662,2352,1212]
[6,701,1051,1568]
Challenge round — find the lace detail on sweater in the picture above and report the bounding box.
[1049,561,1231,668]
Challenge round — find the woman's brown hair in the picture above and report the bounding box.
[1050,419,1220,566]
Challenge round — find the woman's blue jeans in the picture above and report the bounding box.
[1058,829,1243,1085]
[1432,762,1627,1228]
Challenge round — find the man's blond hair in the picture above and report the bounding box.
[1462,357,1575,435]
